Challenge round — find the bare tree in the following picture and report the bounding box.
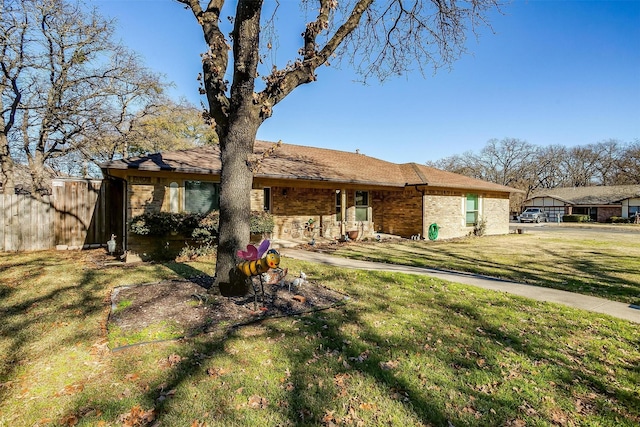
[1,0,178,194]
[0,0,29,193]
[613,140,640,185]
[178,0,503,290]
[77,97,218,174]
[561,145,600,187]
[427,151,484,179]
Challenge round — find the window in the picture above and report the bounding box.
[169,182,179,213]
[336,192,342,221]
[355,191,369,221]
[629,205,639,218]
[466,194,478,226]
[263,187,271,212]
[185,181,220,213]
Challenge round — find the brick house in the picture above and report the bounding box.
[100,141,520,251]
[523,185,640,222]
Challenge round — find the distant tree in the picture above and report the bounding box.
[427,151,484,179]
[561,145,601,187]
[429,138,640,212]
[178,0,503,289]
[429,137,539,212]
[74,98,217,175]
[132,100,218,155]
[533,144,567,190]
[0,0,176,194]
[477,138,536,187]
[613,140,640,185]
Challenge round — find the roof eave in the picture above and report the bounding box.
[408,182,522,193]
[255,173,404,188]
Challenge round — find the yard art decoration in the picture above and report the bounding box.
[229,239,285,309]
[236,239,276,275]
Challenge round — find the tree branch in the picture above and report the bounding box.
[257,0,373,118]
[178,0,231,136]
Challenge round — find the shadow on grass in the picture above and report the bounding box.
[0,254,113,405]
[39,258,640,426]
[334,239,640,304]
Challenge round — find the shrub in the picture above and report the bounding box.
[562,214,590,223]
[250,210,275,234]
[178,242,217,260]
[130,210,273,240]
[608,216,631,224]
[473,217,487,236]
[130,211,220,245]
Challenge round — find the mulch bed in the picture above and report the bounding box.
[108,276,349,344]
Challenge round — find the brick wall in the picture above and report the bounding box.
[482,195,510,235]
[129,177,168,217]
[269,187,375,240]
[422,191,466,240]
[125,174,511,245]
[598,206,621,222]
[372,188,422,237]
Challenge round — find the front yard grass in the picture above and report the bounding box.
[0,244,638,426]
[329,230,640,305]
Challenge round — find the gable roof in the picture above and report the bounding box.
[528,185,640,205]
[101,141,519,193]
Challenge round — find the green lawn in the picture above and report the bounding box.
[327,228,640,305]
[0,242,638,426]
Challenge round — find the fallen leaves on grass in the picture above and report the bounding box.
[247,394,269,409]
[54,382,84,397]
[119,405,156,426]
[379,360,399,370]
[206,367,230,378]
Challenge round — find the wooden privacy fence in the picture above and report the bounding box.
[0,178,122,252]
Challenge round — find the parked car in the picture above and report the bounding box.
[519,208,548,223]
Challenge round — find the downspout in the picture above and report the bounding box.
[414,184,426,239]
[407,163,429,239]
[340,188,347,237]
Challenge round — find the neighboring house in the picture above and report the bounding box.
[100,141,521,252]
[524,185,640,222]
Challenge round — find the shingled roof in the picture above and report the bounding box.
[101,141,519,193]
[529,185,640,205]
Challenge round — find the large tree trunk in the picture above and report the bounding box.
[0,135,15,194]
[215,121,259,292]
[28,148,51,197]
[212,0,263,293]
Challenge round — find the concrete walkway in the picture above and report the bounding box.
[280,248,640,324]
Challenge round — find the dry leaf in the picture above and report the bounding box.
[380,360,399,370]
[247,395,268,409]
[60,414,78,426]
[167,354,182,366]
[125,373,140,382]
[119,405,156,427]
[207,367,229,377]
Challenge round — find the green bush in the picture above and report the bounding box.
[130,210,274,239]
[562,214,591,223]
[250,210,275,234]
[608,216,631,224]
[129,211,218,240]
[178,242,217,260]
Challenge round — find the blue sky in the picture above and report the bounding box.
[90,0,640,164]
